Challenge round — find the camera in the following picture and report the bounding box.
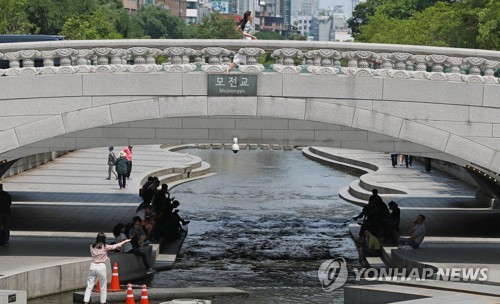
[232,143,240,153]
[231,137,239,154]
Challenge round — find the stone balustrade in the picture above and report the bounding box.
[0,39,498,84]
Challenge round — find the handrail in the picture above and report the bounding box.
[0,39,498,83]
[0,39,499,59]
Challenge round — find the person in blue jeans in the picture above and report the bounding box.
[115,151,128,190]
[113,223,155,275]
[399,214,426,249]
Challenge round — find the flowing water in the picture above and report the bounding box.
[150,149,362,303]
[28,149,362,303]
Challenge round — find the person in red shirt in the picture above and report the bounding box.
[123,145,133,179]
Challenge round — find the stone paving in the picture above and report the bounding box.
[4,145,201,233]
[2,144,500,298]
[310,147,500,238]
[0,145,204,277]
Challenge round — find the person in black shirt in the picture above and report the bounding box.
[0,184,12,246]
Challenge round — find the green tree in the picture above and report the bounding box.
[288,33,307,40]
[477,0,500,50]
[60,8,122,40]
[25,0,103,35]
[351,0,498,50]
[132,5,186,39]
[194,12,241,39]
[255,31,283,40]
[0,0,37,34]
[348,0,450,38]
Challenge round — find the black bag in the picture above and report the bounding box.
[107,153,116,166]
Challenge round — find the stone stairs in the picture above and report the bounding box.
[345,282,500,304]
[302,146,407,206]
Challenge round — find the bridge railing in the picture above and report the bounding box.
[0,40,498,84]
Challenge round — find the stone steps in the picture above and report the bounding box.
[304,146,406,205]
[344,282,500,304]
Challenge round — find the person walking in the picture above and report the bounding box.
[123,145,133,179]
[115,151,128,190]
[226,11,257,73]
[83,232,130,304]
[106,147,117,180]
[0,184,12,246]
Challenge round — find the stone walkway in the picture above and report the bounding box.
[2,144,500,300]
[307,147,500,238]
[0,145,206,277]
[5,145,202,233]
[305,147,500,289]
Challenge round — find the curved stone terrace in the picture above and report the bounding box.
[2,144,500,301]
[0,145,213,299]
[304,146,500,293]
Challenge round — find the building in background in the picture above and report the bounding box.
[123,0,139,13]
[310,14,334,41]
[291,13,312,36]
[300,0,318,16]
[185,0,198,23]
[308,6,351,41]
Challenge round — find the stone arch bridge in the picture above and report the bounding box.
[0,40,499,175]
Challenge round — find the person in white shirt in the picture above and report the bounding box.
[399,214,426,249]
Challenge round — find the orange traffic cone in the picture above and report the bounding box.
[109,262,122,292]
[139,284,149,304]
[125,283,136,304]
[94,279,100,292]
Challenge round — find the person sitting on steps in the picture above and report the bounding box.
[113,223,155,275]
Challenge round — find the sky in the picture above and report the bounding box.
[319,0,354,17]
[290,0,355,18]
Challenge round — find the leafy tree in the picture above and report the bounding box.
[0,0,37,34]
[194,12,240,39]
[348,0,450,38]
[25,0,102,35]
[255,31,283,40]
[351,0,499,50]
[477,0,500,50]
[60,8,122,40]
[347,1,378,37]
[132,5,186,39]
[288,33,307,40]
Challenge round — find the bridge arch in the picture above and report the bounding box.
[0,40,499,173]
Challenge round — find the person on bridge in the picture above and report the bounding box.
[115,151,129,190]
[0,184,12,246]
[83,232,130,304]
[226,11,257,73]
[123,145,133,179]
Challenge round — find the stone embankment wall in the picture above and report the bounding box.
[1,151,70,179]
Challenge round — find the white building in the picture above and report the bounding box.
[186,0,198,23]
[291,14,312,35]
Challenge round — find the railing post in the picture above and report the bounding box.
[200,47,230,73]
[271,48,302,74]
[163,47,196,73]
[75,49,94,73]
[306,49,340,75]
[237,48,265,74]
[341,51,378,77]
